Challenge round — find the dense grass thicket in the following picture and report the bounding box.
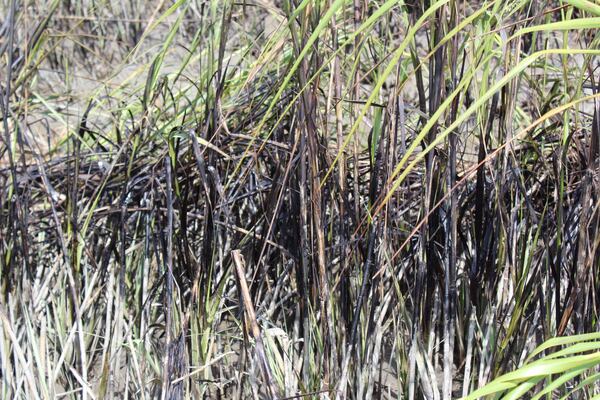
[1,0,599,398]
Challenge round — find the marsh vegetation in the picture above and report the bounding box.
[0,0,599,398]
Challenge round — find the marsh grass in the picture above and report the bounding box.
[0,0,599,399]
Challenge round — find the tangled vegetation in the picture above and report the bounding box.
[0,0,599,398]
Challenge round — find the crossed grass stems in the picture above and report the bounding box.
[0,0,599,398]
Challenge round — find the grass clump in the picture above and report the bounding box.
[0,0,599,398]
